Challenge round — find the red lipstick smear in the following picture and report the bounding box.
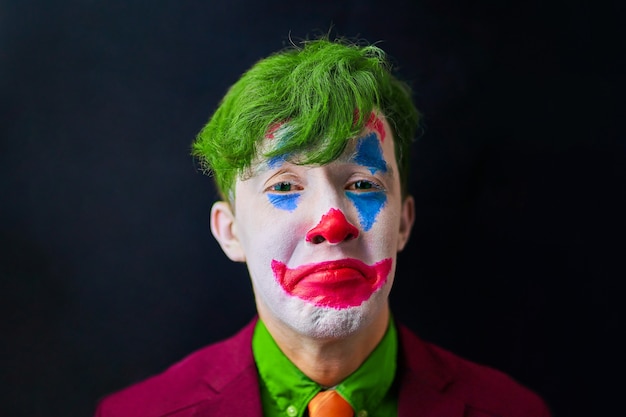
[305,208,359,244]
[271,258,392,308]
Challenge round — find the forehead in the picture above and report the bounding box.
[255,112,396,170]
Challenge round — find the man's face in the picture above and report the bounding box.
[212,113,414,339]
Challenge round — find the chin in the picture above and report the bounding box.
[269,287,390,340]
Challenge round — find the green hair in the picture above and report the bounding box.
[192,37,420,199]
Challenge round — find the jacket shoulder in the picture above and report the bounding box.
[398,324,551,417]
[94,319,258,417]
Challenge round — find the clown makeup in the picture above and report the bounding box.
[219,112,413,339]
[263,115,390,229]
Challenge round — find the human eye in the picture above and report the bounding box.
[347,179,383,192]
[271,182,293,192]
[263,168,304,194]
[265,178,303,193]
[264,178,303,211]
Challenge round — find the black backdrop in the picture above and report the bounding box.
[1,1,624,416]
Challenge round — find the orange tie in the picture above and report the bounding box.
[308,390,354,417]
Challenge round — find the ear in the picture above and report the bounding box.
[397,195,415,251]
[210,201,246,262]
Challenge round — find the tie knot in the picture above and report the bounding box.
[308,390,354,417]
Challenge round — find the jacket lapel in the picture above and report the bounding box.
[192,319,264,417]
[397,325,466,417]
[398,371,466,417]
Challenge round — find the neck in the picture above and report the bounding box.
[258,304,390,387]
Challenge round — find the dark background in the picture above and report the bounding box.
[1,1,624,416]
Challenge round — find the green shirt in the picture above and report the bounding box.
[252,319,398,417]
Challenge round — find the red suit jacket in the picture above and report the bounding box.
[95,319,551,417]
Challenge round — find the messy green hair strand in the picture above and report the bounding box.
[192,37,420,199]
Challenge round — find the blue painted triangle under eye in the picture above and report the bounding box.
[268,193,301,211]
[346,191,387,231]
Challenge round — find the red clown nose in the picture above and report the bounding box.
[306,208,359,244]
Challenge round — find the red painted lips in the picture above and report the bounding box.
[271,258,392,309]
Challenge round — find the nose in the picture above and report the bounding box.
[306,208,359,244]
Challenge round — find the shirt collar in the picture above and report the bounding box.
[252,318,398,416]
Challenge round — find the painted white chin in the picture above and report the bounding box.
[260,281,391,339]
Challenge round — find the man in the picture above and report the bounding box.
[95,37,551,416]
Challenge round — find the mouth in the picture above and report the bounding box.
[271,258,392,309]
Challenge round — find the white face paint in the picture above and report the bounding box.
[227,114,413,339]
